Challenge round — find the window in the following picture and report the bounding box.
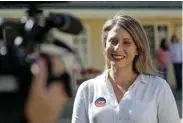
[156,24,169,48]
[51,24,90,70]
[143,24,169,58]
[72,25,90,68]
[143,25,156,57]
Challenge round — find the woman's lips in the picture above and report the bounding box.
[111,54,125,61]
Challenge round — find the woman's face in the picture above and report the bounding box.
[105,25,138,69]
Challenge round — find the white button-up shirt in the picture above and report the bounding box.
[72,70,180,123]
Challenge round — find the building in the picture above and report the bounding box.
[0,1,182,87]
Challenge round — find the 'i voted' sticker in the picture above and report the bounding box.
[95,97,106,107]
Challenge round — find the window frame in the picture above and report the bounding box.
[142,22,171,56]
[72,24,91,68]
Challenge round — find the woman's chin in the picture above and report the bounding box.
[111,62,126,69]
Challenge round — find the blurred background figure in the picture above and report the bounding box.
[169,34,182,91]
[156,38,171,81]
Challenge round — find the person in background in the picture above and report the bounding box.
[156,38,171,81]
[71,12,179,123]
[169,34,182,91]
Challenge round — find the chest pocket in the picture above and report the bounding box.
[128,100,154,122]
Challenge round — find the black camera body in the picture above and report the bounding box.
[0,4,83,123]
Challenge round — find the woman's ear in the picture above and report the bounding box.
[136,48,139,55]
[136,51,138,55]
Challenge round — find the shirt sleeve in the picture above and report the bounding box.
[157,84,180,123]
[71,82,89,123]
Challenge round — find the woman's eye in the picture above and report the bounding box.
[124,41,131,45]
[111,39,118,44]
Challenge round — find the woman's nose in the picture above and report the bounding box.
[114,43,123,52]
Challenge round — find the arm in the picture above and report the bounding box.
[71,83,89,123]
[157,84,180,123]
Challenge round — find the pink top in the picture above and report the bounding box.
[156,48,171,68]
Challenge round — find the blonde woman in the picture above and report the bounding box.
[71,13,179,123]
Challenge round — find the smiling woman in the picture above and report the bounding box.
[71,12,180,123]
[101,13,158,76]
[105,26,138,72]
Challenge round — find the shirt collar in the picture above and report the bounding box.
[102,69,149,84]
[139,74,149,84]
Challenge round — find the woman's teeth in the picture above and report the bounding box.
[112,54,124,60]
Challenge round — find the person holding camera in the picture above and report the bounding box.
[25,57,69,123]
[0,4,82,123]
[71,12,179,123]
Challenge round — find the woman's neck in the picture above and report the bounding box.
[109,66,138,87]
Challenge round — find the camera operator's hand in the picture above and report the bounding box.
[25,57,69,123]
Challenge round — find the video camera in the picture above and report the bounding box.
[0,4,83,123]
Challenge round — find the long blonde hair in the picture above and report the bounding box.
[101,12,158,75]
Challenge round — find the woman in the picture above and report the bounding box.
[71,12,179,123]
[156,38,171,81]
[169,34,182,91]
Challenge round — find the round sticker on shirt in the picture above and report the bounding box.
[95,97,106,107]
